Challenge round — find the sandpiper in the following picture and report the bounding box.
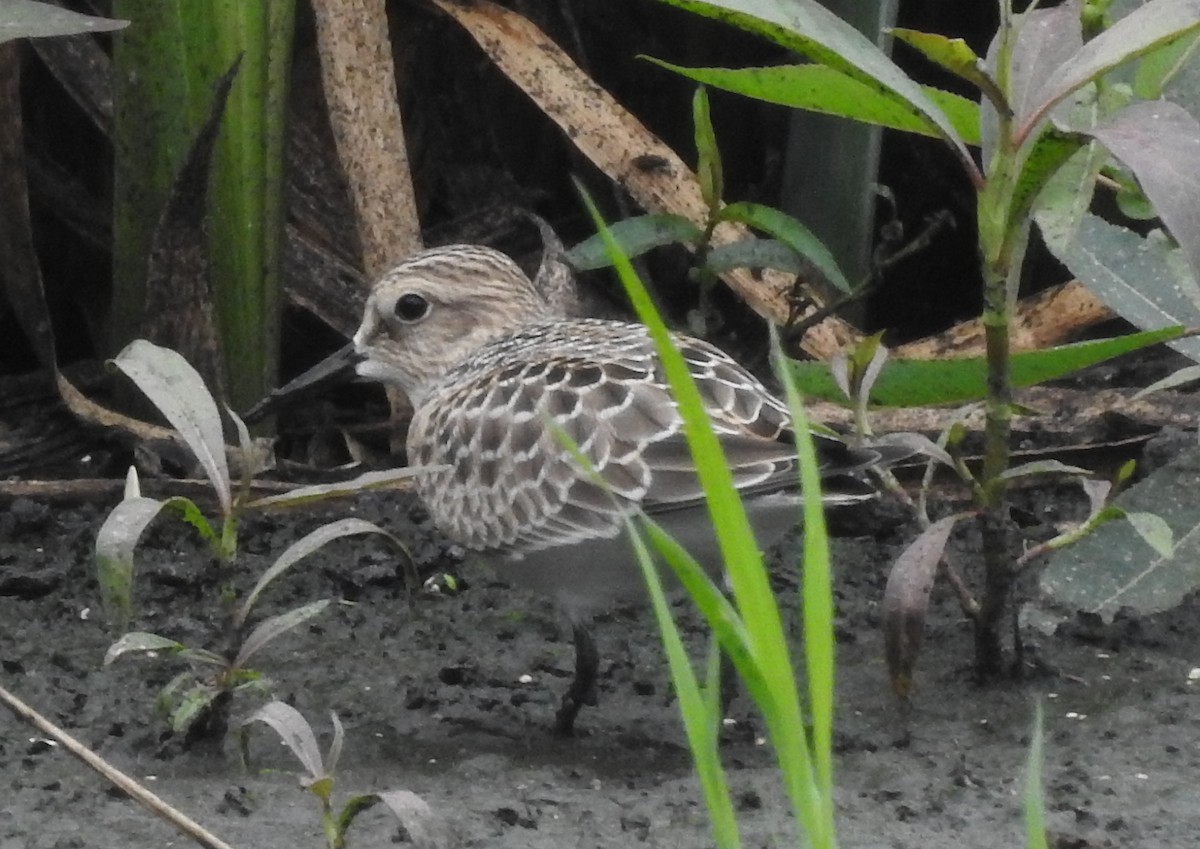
[347,243,883,733]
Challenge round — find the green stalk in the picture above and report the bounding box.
[110,1,192,356]
[110,1,293,411]
[974,2,1024,673]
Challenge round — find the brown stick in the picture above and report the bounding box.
[0,681,240,849]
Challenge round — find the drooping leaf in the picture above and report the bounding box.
[788,326,1186,406]
[564,214,704,271]
[240,700,325,779]
[883,514,965,698]
[111,339,232,515]
[646,60,981,145]
[719,201,849,292]
[1041,447,1200,618]
[1085,100,1200,284]
[1044,214,1200,363]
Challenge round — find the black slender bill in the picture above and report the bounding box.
[241,343,363,423]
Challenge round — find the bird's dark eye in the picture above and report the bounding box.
[393,293,429,322]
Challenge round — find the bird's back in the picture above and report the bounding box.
[405,318,866,562]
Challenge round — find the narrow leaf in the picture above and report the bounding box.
[111,340,232,515]
[789,326,1186,406]
[703,238,826,278]
[1134,364,1200,398]
[564,214,705,271]
[234,599,330,669]
[241,700,325,779]
[883,514,963,698]
[104,631,186,666]
[95,496,168,633]
[999,460,1092,482]
[647,60,981,146]
[890,29,1000,108]
[651,0,978,179]
[693,87,723,211]
[245,466,433,510]
[719,201,849,292]
[237,517,404,627]
[0,0,127,42]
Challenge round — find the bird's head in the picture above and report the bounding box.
[353,245,554,404]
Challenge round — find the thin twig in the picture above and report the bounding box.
[0,681,240,849]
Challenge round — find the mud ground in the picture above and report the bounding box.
[2,468,1198,849]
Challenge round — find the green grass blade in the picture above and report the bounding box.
[777,335,838,846]
[626,522,740,849]
[788,326,1186,407]
[579,184,830,845]
[1024,701,1049,849]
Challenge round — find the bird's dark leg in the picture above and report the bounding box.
[554,622,599,736]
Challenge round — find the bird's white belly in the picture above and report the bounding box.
[478,492,807,619]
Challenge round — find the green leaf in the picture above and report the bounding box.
[169,683,221,734]
[719,201,849,292]
[1041,447,1200,618]
[788,326,1185,407]
[692,87,723,211]
[891,29,1000,106]
[703,238,826,278]
[0,0,127,42]
[1132,31,1200,98]
[647,60,981,146]
[650,0,977,178]
[1008,129,1086,236]
[564,214,705,271]
[1024,702,1049,849]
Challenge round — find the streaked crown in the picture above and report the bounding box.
[353,245,558,404]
